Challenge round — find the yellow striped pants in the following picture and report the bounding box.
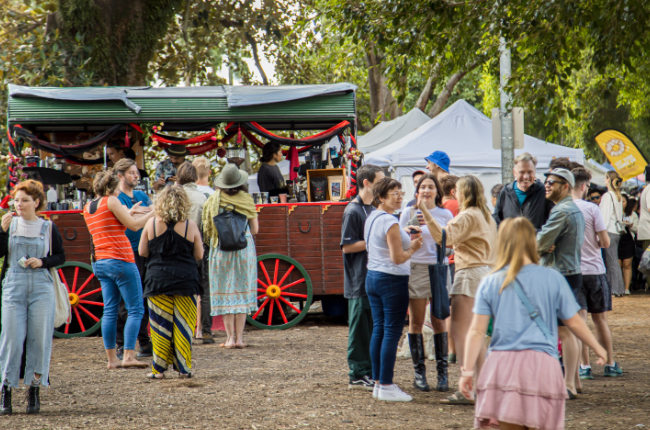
[147,295,196,376]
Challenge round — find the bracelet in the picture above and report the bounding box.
[460,367,474,377]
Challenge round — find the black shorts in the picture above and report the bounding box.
[559,273,583,326]
[581,274,612,313]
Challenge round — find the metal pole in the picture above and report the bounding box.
[499,37,514,184]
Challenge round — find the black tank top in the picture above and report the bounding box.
[143,220,199,297]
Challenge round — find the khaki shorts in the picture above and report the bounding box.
[408,263,432,299]
[450,265,490,298]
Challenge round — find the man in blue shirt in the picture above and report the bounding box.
[114,158,153,358]
[493,152,552,230]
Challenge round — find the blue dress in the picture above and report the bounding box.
[208,223,257,316]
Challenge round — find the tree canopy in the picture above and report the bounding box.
[2,0,650,168]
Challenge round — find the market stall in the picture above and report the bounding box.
[6,83,359,333]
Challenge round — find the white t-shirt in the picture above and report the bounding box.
[398,205,453,264]
[196,184,215,196]
[364,210,411,276]
[575,199,606,275]
[637,185,650,240]
[599,191,623,234]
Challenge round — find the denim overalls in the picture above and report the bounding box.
[0,219,54,388]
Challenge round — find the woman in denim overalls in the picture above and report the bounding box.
[0,180,65,415]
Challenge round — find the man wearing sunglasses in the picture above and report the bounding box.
[537,168,586,399]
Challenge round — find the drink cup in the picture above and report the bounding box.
[279,193,288,204]
[270,196,279,204]
[261,192,269,204]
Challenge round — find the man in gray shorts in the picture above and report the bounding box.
[571,167,623,379]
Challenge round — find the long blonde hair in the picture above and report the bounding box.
[457,175,491,222]
[605,170,622,202]
[493,217,539,293]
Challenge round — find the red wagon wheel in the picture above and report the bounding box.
[247,254,313,330]
[54,261,103,338]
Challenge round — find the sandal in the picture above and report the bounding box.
[440,391,474,405]
[146,372,164,380]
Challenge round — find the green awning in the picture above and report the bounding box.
[7,84,356,131]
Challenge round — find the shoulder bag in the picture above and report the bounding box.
[212,190,249,251]
[429,229,450,320]
[512,277,553,342]
[48,221,71,327]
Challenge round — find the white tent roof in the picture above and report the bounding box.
[358,108,431,154]
[365,99,584,171]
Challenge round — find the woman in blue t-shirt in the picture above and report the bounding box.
[459,217,606,430]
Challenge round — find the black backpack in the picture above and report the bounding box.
[212,204,248,251]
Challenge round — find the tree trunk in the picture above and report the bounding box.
[415,63,441,111]
[57,0,184,86]
[427,61,481,117]
[365,42,401,124]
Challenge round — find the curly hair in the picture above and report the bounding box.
[154,185,190,224]
[12,179,46,211]
[93,169,119,196]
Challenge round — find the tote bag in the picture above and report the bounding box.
[48,221,71,327]
[212,191,248,251]
[429,229,450,320]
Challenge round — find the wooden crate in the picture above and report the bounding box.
[306,168,346,202]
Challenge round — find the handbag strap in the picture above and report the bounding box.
[512,277,554,342]
[609,192,622,222]
[364,212,390,248]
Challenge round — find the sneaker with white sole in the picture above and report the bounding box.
[372,384,379,399]
[377,384,413,402]
[349,375,374,390]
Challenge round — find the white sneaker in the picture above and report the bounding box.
[377,384,413,402]
[372,384,379,399]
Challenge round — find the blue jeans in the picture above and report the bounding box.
[93,259,144,350]
[365,270,410,385]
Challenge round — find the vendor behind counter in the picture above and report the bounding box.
[257,142,287,197]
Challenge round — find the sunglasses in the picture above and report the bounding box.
[544,179,566,187]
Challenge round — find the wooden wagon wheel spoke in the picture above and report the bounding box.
[76,304,101,322]
[248,254,313,330]
[77,288,101,300]
[280,278,305,291]
[258,260,272,286]
[54,261,103,339]
[73,272,96,295]
[281,292,308,299]
[273,258,279,284]
[274,298,289,324]
[252,298,271,320]
[278,297,301,314]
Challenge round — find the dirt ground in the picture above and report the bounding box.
[2,294,649,429]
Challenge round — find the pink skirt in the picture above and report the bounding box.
[475,350,566,430]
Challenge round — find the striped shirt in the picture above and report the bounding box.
[83,197,135,263]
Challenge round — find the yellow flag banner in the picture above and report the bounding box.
[594,129,647,181]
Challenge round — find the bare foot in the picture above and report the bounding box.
[107,361,121,370]
[235,342,248,349]
[120,359,149,368]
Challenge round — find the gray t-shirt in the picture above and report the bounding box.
[364,210,411,276]
[340,197,374,298]
[474,264,580,358]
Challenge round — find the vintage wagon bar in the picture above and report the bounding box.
[6,83,359,334]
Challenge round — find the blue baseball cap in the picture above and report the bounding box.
[424,151,450,173]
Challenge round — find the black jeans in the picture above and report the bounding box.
[116,252,150,348]
[199,244,212,336]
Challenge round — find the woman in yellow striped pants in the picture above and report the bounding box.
[138,185,204,378]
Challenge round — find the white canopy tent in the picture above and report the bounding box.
[358,108,431,154]
[365,100,585,204]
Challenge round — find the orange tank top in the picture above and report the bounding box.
[83,197,135,263]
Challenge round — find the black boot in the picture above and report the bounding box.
[26,385,40,414]
[1,384,11,415]
[434,332,449,392]
[408,333,430,391]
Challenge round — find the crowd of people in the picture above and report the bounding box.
[342,150,636,429]
[0,141,641,428]
[0,144,259,414]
